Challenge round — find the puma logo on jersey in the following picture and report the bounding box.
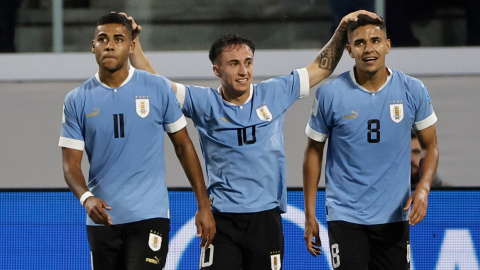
[146,256,160,265]
[344,110,358,119]
[219,117,231,122]
[86,108,100,118]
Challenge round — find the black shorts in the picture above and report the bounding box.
[327,220,410,270]
[87,218,169,270]
[200,208,284,270]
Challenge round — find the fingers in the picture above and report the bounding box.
[304,221,322,257]
[408,200,427,226]
[203,226,216,248]
[85,198,112,226]
[403,196,413,211]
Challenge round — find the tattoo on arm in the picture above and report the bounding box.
[315,28,348,71]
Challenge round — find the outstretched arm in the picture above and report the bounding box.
[403,125,439,225]
[62,147,112,225]
[303,138,326,257]
[168,127,216,247]
[306,10,379,88]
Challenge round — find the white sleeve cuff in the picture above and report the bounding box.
[296,68,310,99]
[414,112,437,130]
[58,137,85,150]
[305,124,328,142]
[165,115,187,133]
[175,83,186,108]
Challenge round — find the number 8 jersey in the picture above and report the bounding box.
[59,66,187,226]
[306,67,437,225]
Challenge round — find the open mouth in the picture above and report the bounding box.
[236,79,248,83]
[363,57,377,64]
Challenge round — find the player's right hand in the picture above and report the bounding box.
[84,197,113,226]
[304,217,322,257]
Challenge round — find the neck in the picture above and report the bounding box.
[354,66,389,92]
[220,85,251,105]
[98,64,129,88]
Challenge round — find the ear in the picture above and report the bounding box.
[91,40,95,53]
[213,65,220,77]
[346,44,353,58]
[385,39,391,55]
[129,40,136,54]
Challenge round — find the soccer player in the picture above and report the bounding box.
[124,10,378,270]
[59,13,215,270]
[303,15,439,269]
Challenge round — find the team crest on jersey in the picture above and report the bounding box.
[389,102,404,123]
[148,231,162,251]
[270,254,281,270]
[136,96,150,118]
[256,105,272,122]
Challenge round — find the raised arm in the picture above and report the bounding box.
[306,10,380,88]
[62,147,112,225]
[303,138,326,257]
[403,125,439,225]
[168,127,216,247]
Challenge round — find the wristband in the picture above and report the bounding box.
[79,191,94,206]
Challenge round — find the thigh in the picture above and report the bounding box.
[200,212,243,270]
[367,221,410,270]
[327,221,369,270]
[124,218,170,270]
[87,224,127,270]
[243,208,284,270]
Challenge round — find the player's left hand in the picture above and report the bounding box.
[195,208,216,248]
[304,217,322,257]
[404,184,429,226]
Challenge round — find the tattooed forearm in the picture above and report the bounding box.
[315,27,348,71]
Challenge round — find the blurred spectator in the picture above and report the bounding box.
[386,0,480,46]
[411,130,447,188]
[328,0,375,34]
[0,0,22,52]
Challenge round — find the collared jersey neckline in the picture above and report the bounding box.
[94,65,135,89]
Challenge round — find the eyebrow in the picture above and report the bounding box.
[96,33,126,38]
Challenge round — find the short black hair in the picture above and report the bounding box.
[346,14,386,36]
[96,13,133,39]
[209,33,255,64]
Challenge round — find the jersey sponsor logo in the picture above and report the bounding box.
[136,96,150,118]
[86,108,100,118]
[389,102,404,123]
[270,253,281,270]
[146,256,160,265]
[219,117,231,122]
[256,105,272,122]
[149,231,162,251]
[344,110,359,119]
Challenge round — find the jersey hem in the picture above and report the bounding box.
[414,112,437,130]
[164,115,187,133]
[58,137,85,150]
[175,83,186,108]
[305,124,328,142]
[297,68,310,98]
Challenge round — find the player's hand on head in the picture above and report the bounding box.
[195,208,216,248]
[117,12,142,40]
[403,185,429,226]
[84,197,113,226]
[341,10,381,26]
[304,217,322,257]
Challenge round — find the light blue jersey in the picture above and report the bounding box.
[306,67,437,225]
[175,69,310,213]
[59,66,187,225]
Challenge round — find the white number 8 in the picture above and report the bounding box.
[331,243,341,268]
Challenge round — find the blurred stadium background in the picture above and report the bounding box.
[0,0,479,269]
